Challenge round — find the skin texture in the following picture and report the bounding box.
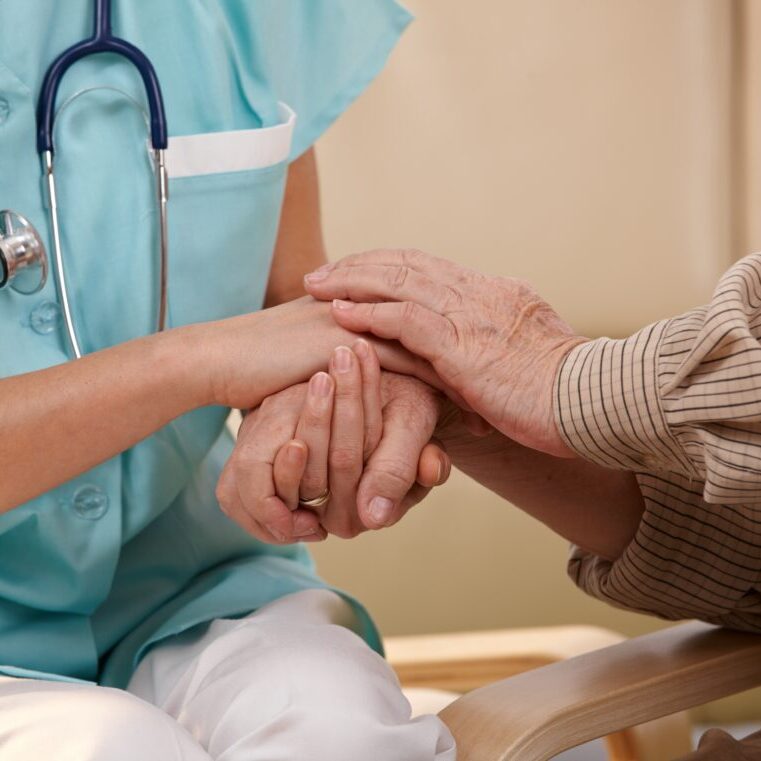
[222,152,451,543]
[217,340,450,544]
[304,248,588,458]
[433,402,644,561]
[302,248,647,559]
[0,296,436,512]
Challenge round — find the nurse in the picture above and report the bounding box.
[0,1,455,759]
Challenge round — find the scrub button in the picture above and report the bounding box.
[72,485,109,521]
[0,98,9,125]
[29,301,62,334]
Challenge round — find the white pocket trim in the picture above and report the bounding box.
[165,102,296,179]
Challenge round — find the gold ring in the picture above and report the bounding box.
[298,488,331,509]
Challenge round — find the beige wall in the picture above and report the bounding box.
[312,0,761,722]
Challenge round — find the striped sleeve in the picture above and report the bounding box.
[556,253,761,629]
[556,253,761,504]
[568,471,761,630]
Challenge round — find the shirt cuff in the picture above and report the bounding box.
[554,321,694,475]
[568,471,761,631]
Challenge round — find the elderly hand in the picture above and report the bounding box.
[304,249,588,458]
[216,339,450,543]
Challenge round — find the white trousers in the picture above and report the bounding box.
[0,590,456,760]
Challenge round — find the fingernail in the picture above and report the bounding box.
[309,372,332,398]
[267,525,287,543]
[353,338,369,359]
[287,441,306,463]
[304,270,329,284]
[333,299,355,311]
[294,527,319,539]
[333,346,353,373]
[437,455,450,484]
[316,262,334,273]
[368,496,394,526]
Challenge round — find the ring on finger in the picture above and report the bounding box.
[298,488,331,509]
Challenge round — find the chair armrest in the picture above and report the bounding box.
[439,621,761,761]
[385,625,625,694]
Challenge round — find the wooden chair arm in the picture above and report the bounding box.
[439,621,761,761]
[385,625,626,694]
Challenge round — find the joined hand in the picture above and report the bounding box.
[216,339,450,544]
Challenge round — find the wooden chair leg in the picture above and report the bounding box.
[606,713,693,761]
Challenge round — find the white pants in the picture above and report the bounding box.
[0,590,456,760]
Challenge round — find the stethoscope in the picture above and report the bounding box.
[0,0,169,359]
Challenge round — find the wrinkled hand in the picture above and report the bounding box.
[304,250,587,457]
[216,339,450,543]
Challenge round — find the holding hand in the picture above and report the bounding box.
[216,339,450,544]
[304,250,587,458]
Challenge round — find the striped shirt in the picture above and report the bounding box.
[554,253,761,631]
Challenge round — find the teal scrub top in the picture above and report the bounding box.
[0,0,411,688]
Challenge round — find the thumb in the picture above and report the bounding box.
[416,439,452,488]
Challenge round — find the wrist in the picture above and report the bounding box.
[157,322,225,409]
[543,337,589,458]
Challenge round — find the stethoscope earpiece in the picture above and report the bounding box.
[0,210,48,295]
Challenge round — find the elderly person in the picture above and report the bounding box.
[298,248,761,759]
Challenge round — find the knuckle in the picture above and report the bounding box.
[389,265,410,290]
[443,317,461,348]
[401,301,419,323]
[400,248,425,266]
[368,302,384,323]
[443,284,464,310]
[368,457,415,493]
[329,446,361,474]
[230,452,259,481]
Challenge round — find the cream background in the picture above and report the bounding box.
[312,0,761,722]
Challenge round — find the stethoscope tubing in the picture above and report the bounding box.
[33,0,170,358]
[37,0,167,153]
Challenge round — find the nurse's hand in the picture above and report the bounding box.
[216,341,449,542]
[199,296,454,412]
[304,250,587,458]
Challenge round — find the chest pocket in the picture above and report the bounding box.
[165,103,295,328]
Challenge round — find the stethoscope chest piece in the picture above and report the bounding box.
[0,210,47,295]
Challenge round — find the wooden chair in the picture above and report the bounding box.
[385,622,761,760]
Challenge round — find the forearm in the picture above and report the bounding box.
[0,326,210,511]
[437,407,645,560]
[1,295,432,511]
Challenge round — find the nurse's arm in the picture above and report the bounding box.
[0,297,436,513]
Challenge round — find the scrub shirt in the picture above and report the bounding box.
[0,0,411,689]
